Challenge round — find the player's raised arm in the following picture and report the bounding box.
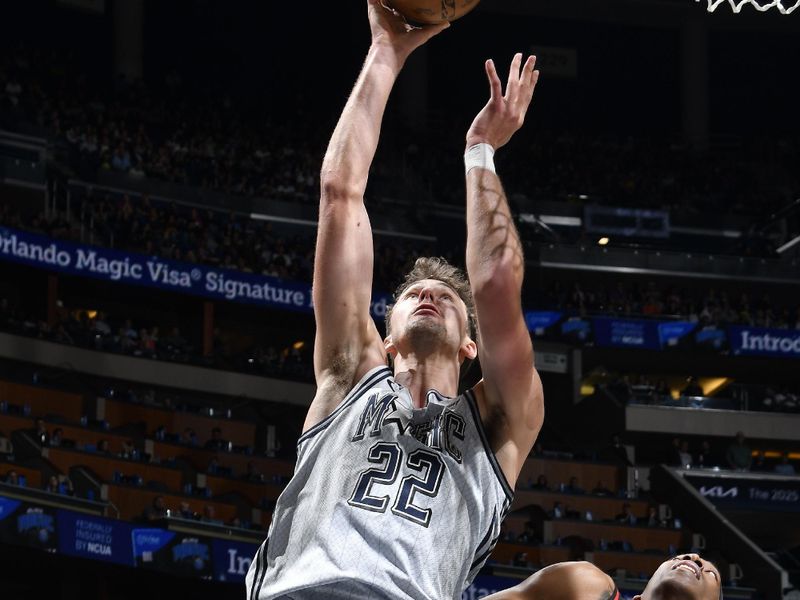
[306,0,448,432]
[464,53,543,485]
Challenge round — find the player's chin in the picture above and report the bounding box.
[654,575,704,597]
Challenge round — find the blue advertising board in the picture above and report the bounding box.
[212,538,258,582]
[592,316,661,350]
[685,473,800,512]
[524,311,564,335]
[57,510,134,565]
[0,226,390,320]
[729,325,800,358]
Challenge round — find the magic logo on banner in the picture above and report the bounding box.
[729,325,800,358]
[0,496,57,551]
[0,226,390,320]
[58,510,134,565]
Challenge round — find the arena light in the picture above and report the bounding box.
[700,377,730,396]
[597,237,610,246]
[776,233,800,255]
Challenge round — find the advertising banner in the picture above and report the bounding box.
[131,527,213,577]
[728,325,800,359]
[524,311,564,335]
[592,317,661,350]
[685,473,800,512]
[0,226,390,320]
[657,321,697,348]
[57,510,134,566]
[212,538,259,582]
[0,495,58,552]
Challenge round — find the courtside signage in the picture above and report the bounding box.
[729,325,800,358]
[0,227,390,320]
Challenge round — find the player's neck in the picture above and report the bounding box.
[392,354,460,408]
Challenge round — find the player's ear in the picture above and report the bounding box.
[632,595,643,600]
[384,335,398,358]
[459,337,477,362]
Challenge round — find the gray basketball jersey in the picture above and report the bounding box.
[246,365,513,600]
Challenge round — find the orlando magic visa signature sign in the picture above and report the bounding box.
[0,226,390,320]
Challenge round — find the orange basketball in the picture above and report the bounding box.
[388,0,481,25]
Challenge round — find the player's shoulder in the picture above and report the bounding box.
[503,561,617,600]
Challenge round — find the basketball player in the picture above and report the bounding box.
[484,553,722,600]
[246,1,543,598]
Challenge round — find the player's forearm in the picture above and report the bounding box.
[465,168,525,295]
[320,45,405,202]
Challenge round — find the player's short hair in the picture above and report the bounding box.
[386,257,476,340]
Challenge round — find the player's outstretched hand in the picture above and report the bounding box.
[466,53,540,151]
[368,0,449,62]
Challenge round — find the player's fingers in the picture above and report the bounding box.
[524,55,537,86]
[522,69,540,111]
[505,52,523,101]
[485,59,502,102]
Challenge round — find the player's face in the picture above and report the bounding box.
[388,279,473,359]
[636,554,721,600]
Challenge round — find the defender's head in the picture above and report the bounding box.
[636,554,722,600]
[384,257,477,365]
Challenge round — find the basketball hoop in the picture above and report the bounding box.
[695,0,799,12]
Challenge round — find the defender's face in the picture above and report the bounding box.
[638,554,721,600]
[389,279,471,356]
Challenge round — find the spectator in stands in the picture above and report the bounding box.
[512,551,530,568]
[600,433,632,466]
[120,439,136,460]
[243,461,264,483]
[564,476,584,494]
[614,502,637,525]
[204,427,228,452]
[677,439,693,468]
[591,480,613,496]
[4,470,19,485]
[0,433,13,455]
[142,495,168,521]
[178,501,195,520]
[32,418,49,446]
[774,452,796,476]
[696,439,719,469]
[725,431,753,471]
[751,449,768,472]
[97,438,111,454]
[530,474,549,490]
[49,427,63,447]
[44,474,60,494]
[668,437,683,466]
[645,505,663,527]
[202,504,222,525]
[181,427,198,446]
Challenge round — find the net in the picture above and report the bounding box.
[695,0,800,12]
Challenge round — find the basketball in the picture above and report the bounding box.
[388,0,481,25]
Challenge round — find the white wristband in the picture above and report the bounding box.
[464,143,496,175]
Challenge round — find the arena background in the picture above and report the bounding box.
[0,0,799,598]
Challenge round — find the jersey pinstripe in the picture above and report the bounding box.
[246,365,513,600]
